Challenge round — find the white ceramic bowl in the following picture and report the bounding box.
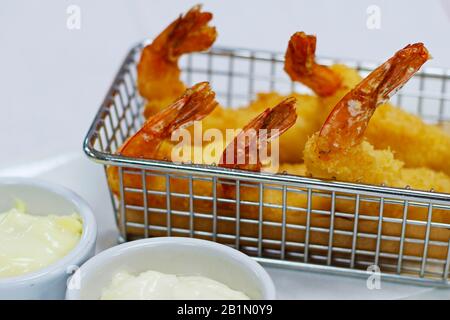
[66,237,276,300]
[0,177,97,299]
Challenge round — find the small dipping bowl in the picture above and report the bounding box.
[0,177,97,299]
[66,237,276,300]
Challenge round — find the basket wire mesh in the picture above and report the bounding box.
[84,42,450,287]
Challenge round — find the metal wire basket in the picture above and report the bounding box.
[84,41,450,287]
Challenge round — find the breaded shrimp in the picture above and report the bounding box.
[305,43,435,188]
[290,32,450,175]
[279,32,362,162]
[218,97,299,209]
[304,43,450,259]
[138,5,217,111]
[107,82,218,209]
[217,98,332,249]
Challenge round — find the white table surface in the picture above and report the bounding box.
[1,0,450,299]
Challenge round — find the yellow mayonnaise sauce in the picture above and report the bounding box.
[0,204,82,278]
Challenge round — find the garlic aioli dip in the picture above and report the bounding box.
[0,204,82,278]
[101,270,250,300]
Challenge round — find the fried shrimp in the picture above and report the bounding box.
[305,43,436,188]
[138,5,217,113]
[107,82,218,208]
[304,44,450,259]
[216,98,332,248]
[290,32,450,174]
[278,32,362,162]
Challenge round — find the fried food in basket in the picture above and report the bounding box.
[304,43,450,259]
[108,87,335,250]
[205,43,450,261]
[110,5,450,264]
[139,4,450,174]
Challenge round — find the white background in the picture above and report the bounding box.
[1,0,450,168]
[1,0,450,299]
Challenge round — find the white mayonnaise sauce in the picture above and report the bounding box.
[101,270,250,300]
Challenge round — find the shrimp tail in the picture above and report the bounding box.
[151,4,217,60]
[284,32,341,97]
[138,5,217,102]
[220,97,297,171]
[119,82,218,158]
[318,43,430,154]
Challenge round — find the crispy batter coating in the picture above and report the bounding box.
[304,135,450,259]
[305,135,450,192]
[367,103,450,175]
